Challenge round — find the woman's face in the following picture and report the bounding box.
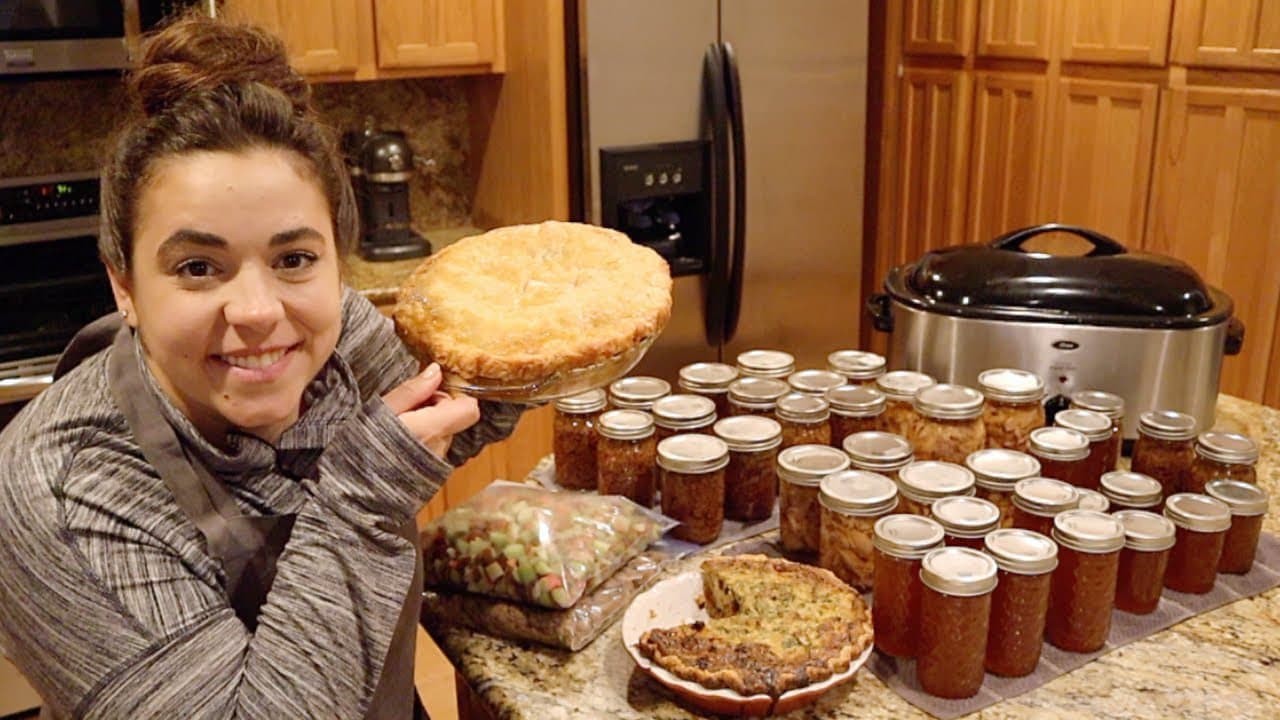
[109,147,343,443]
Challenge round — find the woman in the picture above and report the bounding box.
[0,13,522,719]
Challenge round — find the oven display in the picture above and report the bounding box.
[0,176,99,226]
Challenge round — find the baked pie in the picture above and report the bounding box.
[394,221,672,383]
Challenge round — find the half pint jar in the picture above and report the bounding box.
[651,394,717,443]
[967,448,1041,528]
[978,368,1046,452]
[1011,477,1080,537]
[843,430,914,479]
[1188,432,1259,494]
[1054,408,1113,490]
[1075,488,1111,513]
[876,370,936,442]
[1112,510,1175,615]
[608,376,671,412]
[713,415,783,521]
[1047,510,1125,652]
[1069,390,1125,472]
[1100,471,1163,513]
[736,349,795,379]
[818,470,899,590]
[827,384,886,448]
[678,362,739,419]
[776,393,832,450]
[897,461,976,517]
[787,369,846,398]
[553,389,607,490]
[657,434,730,544]
[931,495,1001,550]
[778,444,851,554]
[1131,410,1197,500]
[1028,427,1091,489]
[918,547,999,699]
[873,514,945,658]
[1163,493,1231,593]
[1206,479,1269,574]
[727,377,789,418]
[596,409,657,506]
[912,384,987,464]
[984,529,1058,677]
[828,350,886,385]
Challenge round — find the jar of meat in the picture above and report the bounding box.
[1162,493,1231,594]
[818,470,898,590]
[552,389,607,490]
[1054,408,1113,491]
[657,434,730,544]
[827,384,886,448]
[776,393,832,450]
[1069,390,1126,473]
[931,496,1000,550]
[787,368,846,398]
[596,409,658,506]
[896,461,976,517]
[977,368,1045,452]
[875,370,936,443]
[912,384,987,464]
[1112,510,1175,615]
[735,349,795,379]
[843,431,914,479]
[873,514,945,658]
[777,444,851,555]
[983,529,1057,677]
[967,448,1041,528]
[713,415,783,521]
[1188,432,1259,494]
[1131,410,1197,500]
[726,377,789,418]
[1205,479,1269,574]
[678,361,739,419]
[1028,427,1092,489]
[1011,477,1080,537]
[827,349,886,386]
[917,547,998,699]
[1047,510,1125,652]
[1100,471,1164,513]
[1076,488,1110,513]
[651,394,717,443]
[608,376,671,412]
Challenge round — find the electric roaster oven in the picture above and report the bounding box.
[868,224,1245,440]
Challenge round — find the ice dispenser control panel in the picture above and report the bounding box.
[599,141,708,277]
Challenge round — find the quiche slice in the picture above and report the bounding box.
[636,555,873,698]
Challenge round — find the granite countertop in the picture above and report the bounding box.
[425,394,1280,719]
[344,226,482,304]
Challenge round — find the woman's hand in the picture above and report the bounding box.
[382,363,480,458]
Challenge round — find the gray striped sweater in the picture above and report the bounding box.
[0,288,523,719]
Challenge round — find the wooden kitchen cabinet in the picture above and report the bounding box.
[966,72,1047,245]
[904,0,977,57]
[977,0,1053,60]
[1171,0,1280,70]
[374,0,500,69]
[226,0,360,74]
[1061,0,1172,66]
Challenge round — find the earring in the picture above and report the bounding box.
[121,309,129,320]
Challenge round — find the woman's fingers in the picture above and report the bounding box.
[401,394,481,456]
[382,363,442,414]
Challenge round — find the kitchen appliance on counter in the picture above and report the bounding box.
[344,124,431,262]
[867,224,1245,440]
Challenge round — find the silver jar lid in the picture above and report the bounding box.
[875,370,936,402]
[787,369,847,397]
[873,514,945,559]
[651,394,717,431]
[1113,510,1177,552]
[1052,509,1125,553]
[978,368,1046,403]
[736,349,796,379]
[597,409,655,440]
[777,444,851,487]
[657,433,730,474]
[842,431,914,472]
[609,376,671,410]
[1205,479,1269,516]
[966,448,1041,492]
[912,383,984,421]
[553,388,607,414]
[1070,390,1126,421]
[678,362,739,394]
[897,461,976,504]
[713,415,783,453]
[984,528,1059,575]
[1100,471,1163,509]
[727,377,790,409]
[1163,493,1232,533]
[920,547,998,597]
[1054,408,1112,442]
[931,496,1000,538]
[1012,477,1080,517]
[1075,488,1111,513]
[776,393,830,424]
[826,384,886,417]
[827,350,887,381]
[1028,426,1090,461]
[1194,431,1260,465]
[819,470,899,516]
[1137,410,1196,441]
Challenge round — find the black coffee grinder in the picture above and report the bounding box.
[343,124,432,262]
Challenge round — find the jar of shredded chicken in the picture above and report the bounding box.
[735,349,795,379]
[1131,410,1197,501]
[984,528,1057,677]
[912,383,987,464]
[726,376,789,419]
[827,384,886,449]
[827,349,887,386]
[966,448,1040,528]
[1047,510,1125,652]
[844,430,914,479]
[657,433,730,544]
[552,389,607,490]
[713,415,783,521]
[917,547,998,699]
[977,368,1045,452]
[608,376,671,412]
[678,361,739,419]
[875,370,936,444]
[777,444,851,555]
[896,460,976,518]
[1069,390,1126,473]
[776,392,832,450]
[873,514,945,658]
[818,470,898,590]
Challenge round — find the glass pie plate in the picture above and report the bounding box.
[441,335,657,402]
[621,569,871,717]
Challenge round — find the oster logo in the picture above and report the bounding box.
[1052,340,1080,351]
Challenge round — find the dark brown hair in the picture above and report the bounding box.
[100,11,357,274]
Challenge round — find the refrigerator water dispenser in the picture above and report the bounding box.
[600,141,709,277]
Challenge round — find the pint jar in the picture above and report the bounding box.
[1131,410,1196,500]
[1163,493,1231,594]
[1100,471,1164,513]
[818,470,899,590]
[727,377,789,418]
[777,444,851,554]
[843,431,914,479]
[983,529,1058,677]
[875,370,936,443]
[678,361,739,419]
[596,409,657,507]
[872,514,945,658]
[608,376,671,412]
[657,434,730,544]
[896,461,976,518]
[651,394,717,443]
[1054,408,1113,491]
[931,495,1001,550]
[1112,510,1175,615]
[1206,479,1269,574]
[827,384,886,448]
[1047,510,1126,653]
[552,389,607,490]
[918,547,999,699]
[827,349,886,386]
[736,349,795,379]
[776,393,832,450]
[787,368,846,398]
[977,368,1046,452]
[967,448,1041,528]
[1188,432,1259,494]
[1028,427,1092,489]
[1069,390,1125,473]
[1011,477,1080,537]
[713,415,783,522]
[912,384,987,464]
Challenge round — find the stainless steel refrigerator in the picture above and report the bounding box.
[569,0,869,379]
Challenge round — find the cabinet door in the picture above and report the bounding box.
[226,0,360,75]
[1145,87,1280,402]
[966,72,1047,245]
[904,0,976,57]
[1061,0,1172,65]
[375,0,500,69]
[977,0,1053,60]
[1171,0,1280,70]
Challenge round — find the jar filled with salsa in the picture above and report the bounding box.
[872,514,945,658]
[967,448,1041,528]
[1047,510,1125,652]
[1131,410,1197,500]
[931,496,1001,550]
[1162,492,1231,594]
[713,415,783,521]
[657,434,730,544]
[735,349,795,379]
[678,362,739,419]
[1187,432,1259,494]
[1112,510,1175,615]
[912,384,987,465]
[1069,390,1125,473]
[1100,471,1164,513]
[777,444,851,555]
[818,470,899,590]
[875,370,936,443]
[776,392,832,450]
[896,461,976,518]
[843,430,914,479]
[1011,476,1080,537]
[1054,408,1113,490]
[983,528,1058,677]
[552,389,608,490]
[977,368,1045,452]
[827,384,887,448]
[827,350,886,386]
[1028,427,1092,489]
[917,547,999,698]
[726,377,789,419]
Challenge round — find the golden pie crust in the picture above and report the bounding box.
[394,221,672,383]
[637,555,873,698]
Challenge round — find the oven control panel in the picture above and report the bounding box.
[0,174,100,227]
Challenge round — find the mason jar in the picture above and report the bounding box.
[713,415,783,522]
[875,370,936,443]
[596,409,657,506]
[1131,410,1197,501]
[552,388,607,490]
[984,529,1058,677]
[787,368,846,398]
[1070,390,1126,473]
[1076,488,1111,513]
[1112,510,1175,615]
[1162,493,1231,594]
[896,460,976,518]
[931,495,1001,550]
[1100,471,1164,513]
[1011,476,1080,537]
[912,384,987,464]
[827,384,886,449]
[726,377,789,418]
[608,376,671,412]
[966,448,1041,528]
[873,514,945,658]
[651,394,717,443]
[678,361,739,419]
[657,434,730,544]
[843,431,914,479]
[777,444,851,554]
[1187,431,1259,494]
[977,368,1046,452]
[1047,510,1125,652]
[1205,479,1270,574]
[736,349,795,379]
[1028,427,1092,489]
[827,349,887,386]
[1054,408,1113,490]
[776,392,832,450]
[818,470,899,590]
[917,547,999,699]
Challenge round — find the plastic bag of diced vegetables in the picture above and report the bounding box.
[422,481,676,609]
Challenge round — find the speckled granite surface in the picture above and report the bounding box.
[423,394,1280,719]
[344,226,482,304]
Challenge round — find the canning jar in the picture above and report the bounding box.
[736,349,795,379]
[875,370,936,443]
[596,409,658,506]
[678,361,740,419]
[1028,427,1092,489]
[726,377,789,418]
[843,431,914,479]
[967,448,1040,528]
[1162,493,1231,594]
[931,496,1000,550]
[552,389,607,490]
[1187,432,1259,494]
[608,376,671,412]
[777,444,851,555]
[872,514,945,657]
[1047,510,1125,652]
[776,393,832,450]
[827,384,886,448]
[1069,390,1125,473]
[713,415,783,521]
[983,529,1058,677]
[1011,477,1080,537]
[1112,510,1175,615]
[1100,471,1164,513]
[827,349,886,385]
[651,394,717,443]
[787,368,846,398]
[1076,488,1111,513]
[896,461,976,517]
[1131,410,1197,500]
[977,368,1046,452]
[917,547,999,699]
[912,384,987,464]
[657,434,730,544]
[1205,479,1270,574]
[1054,409,1113,490]
[818,470,899,590]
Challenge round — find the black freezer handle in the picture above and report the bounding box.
[722,41,746,344]
[702,43,731,348]
[990,223,1128,258]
